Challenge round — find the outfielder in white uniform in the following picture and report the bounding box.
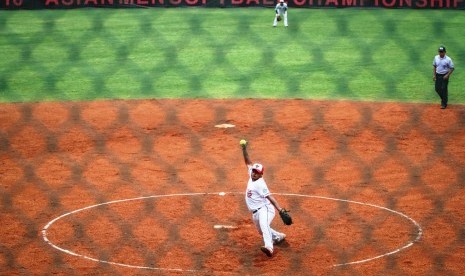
[241,142,286,257]
[274,0,288,27]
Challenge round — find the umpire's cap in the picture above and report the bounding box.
[438,46,446,52]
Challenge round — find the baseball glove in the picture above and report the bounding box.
[277,15,282,21]
[279,209,292,225]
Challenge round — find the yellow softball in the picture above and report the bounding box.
[240,139,247,146]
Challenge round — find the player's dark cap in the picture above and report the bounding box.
[438,46,446,52]
[252,163,264,174]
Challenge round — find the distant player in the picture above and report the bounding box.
[240,140,286,257]
[273,0,288,27]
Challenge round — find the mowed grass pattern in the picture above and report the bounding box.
[0,8,464,103]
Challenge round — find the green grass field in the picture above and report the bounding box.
[1,8,464,103]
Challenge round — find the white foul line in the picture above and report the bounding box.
[42,192,422,270]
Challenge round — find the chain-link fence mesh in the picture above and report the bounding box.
[1,7,465,276]
[1,8,464,103]
[1,99,465,275]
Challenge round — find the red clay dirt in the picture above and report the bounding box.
[1,99,464,275]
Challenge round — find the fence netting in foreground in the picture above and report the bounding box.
[1,7,465,276]
[1,99,465,275]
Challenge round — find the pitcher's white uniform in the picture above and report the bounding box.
[245,164,285,251]
[273,0,288,27]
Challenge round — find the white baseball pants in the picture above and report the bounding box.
[252,204,283,250]
[273,12,288,27]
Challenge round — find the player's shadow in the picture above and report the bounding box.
[275,240,290,248]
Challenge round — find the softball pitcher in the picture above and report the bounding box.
[240,140,286,257]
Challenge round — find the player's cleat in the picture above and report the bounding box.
[273,233,286,244]
[260,246,273,257]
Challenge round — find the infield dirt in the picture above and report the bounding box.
[1,99,464,275]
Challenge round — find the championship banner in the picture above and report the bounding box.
[1,0,464,10]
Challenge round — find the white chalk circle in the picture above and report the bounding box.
[281,193,423,267]
[42,192,422,271]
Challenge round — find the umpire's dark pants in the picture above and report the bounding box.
[435,73,449,107]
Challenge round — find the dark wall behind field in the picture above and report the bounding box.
[2,0,465,10]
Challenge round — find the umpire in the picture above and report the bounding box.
[433,46,455,109]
